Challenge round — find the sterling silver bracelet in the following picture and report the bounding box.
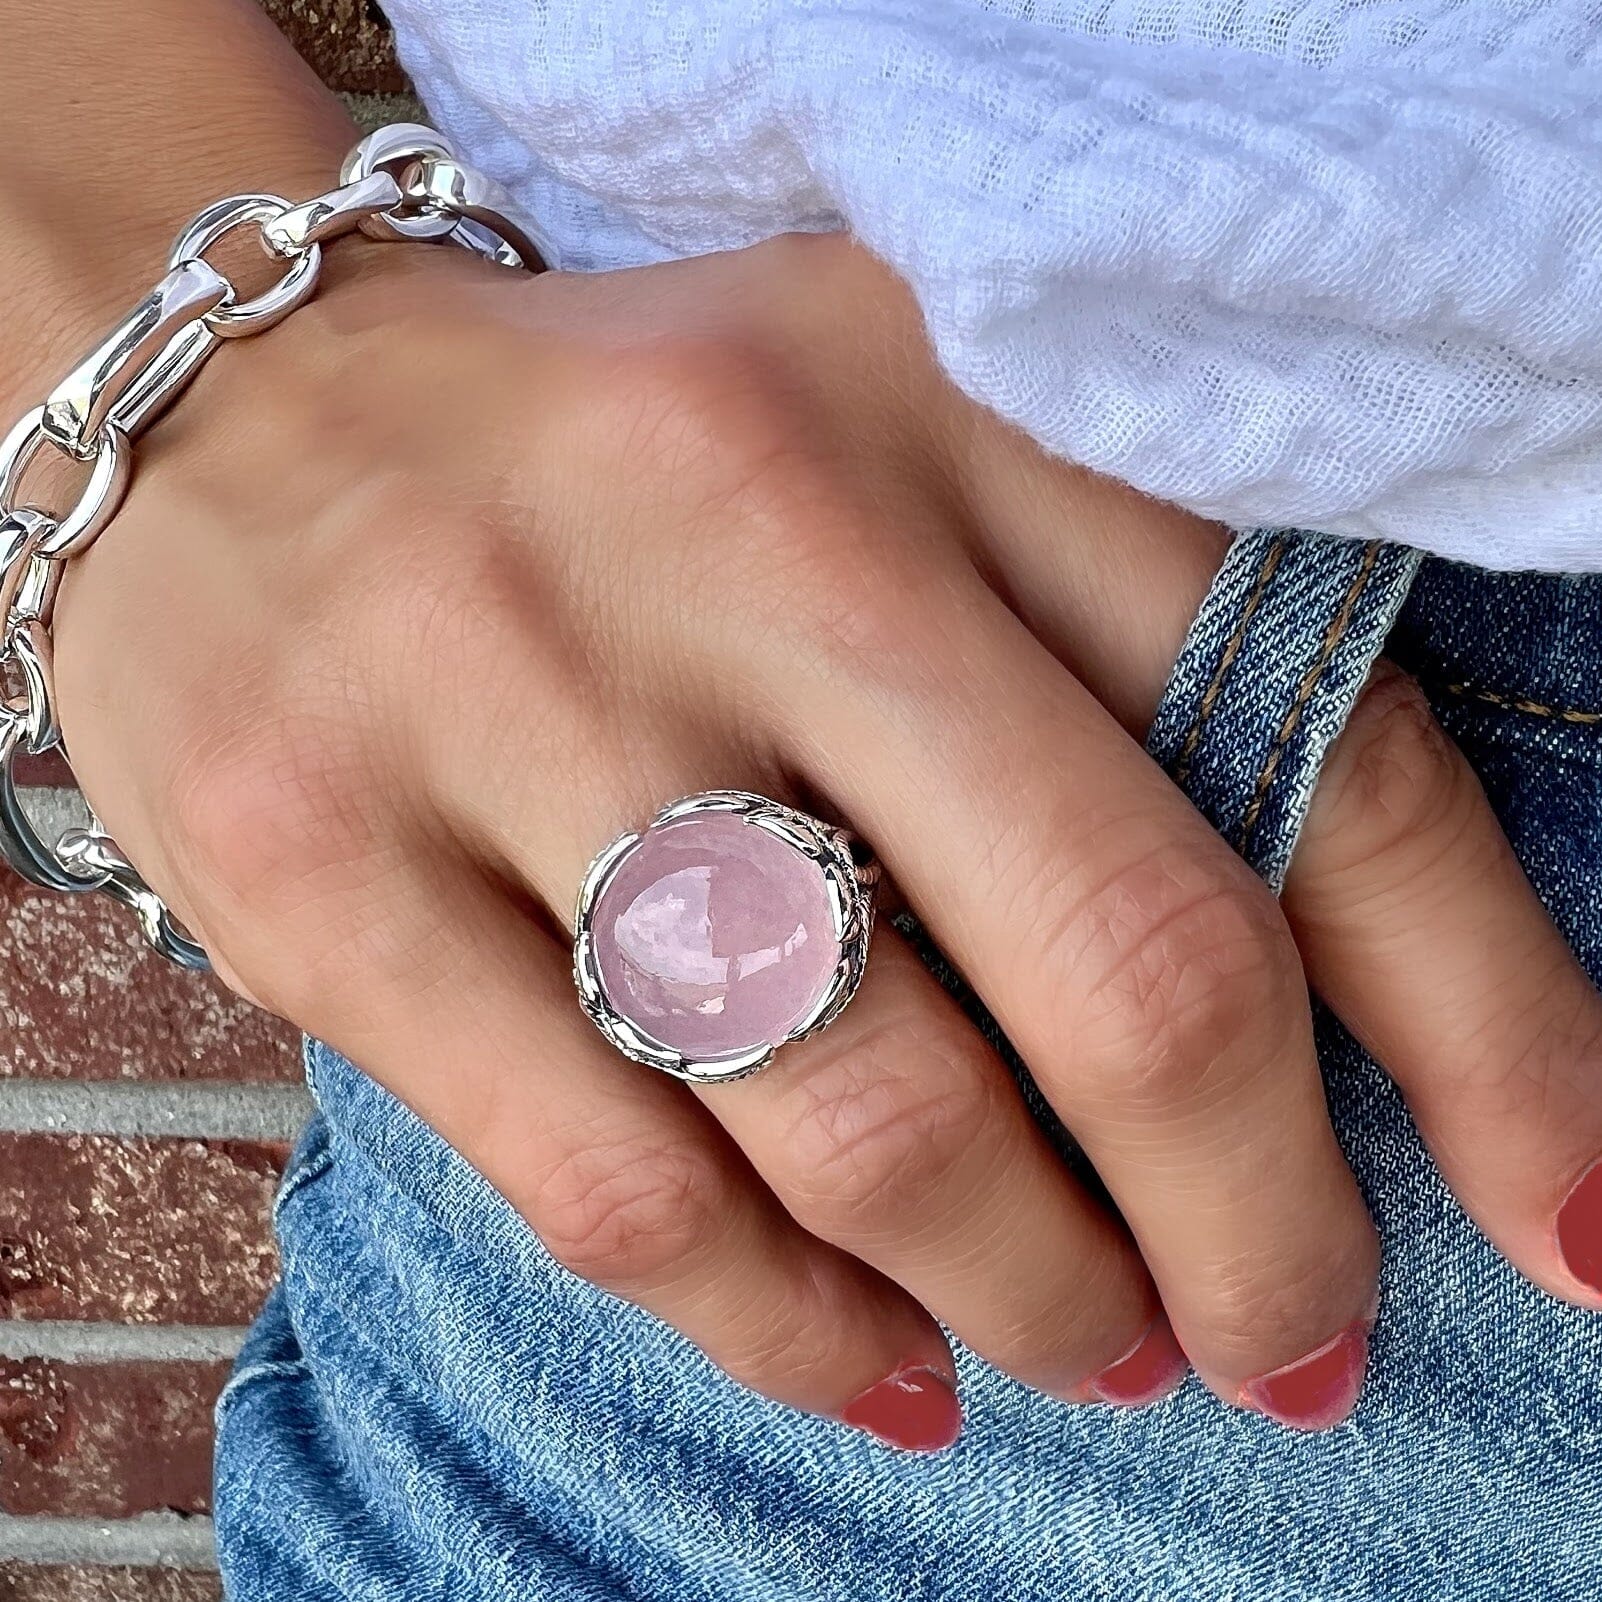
[0,124,539,969]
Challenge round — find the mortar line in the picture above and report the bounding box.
[0,1079,312,1140]
[0,1321,248,1363]
[0,1512,217,1570]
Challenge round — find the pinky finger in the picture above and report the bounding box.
[1287,665,1602,1309]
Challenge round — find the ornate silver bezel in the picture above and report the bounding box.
[573,790,879,1085]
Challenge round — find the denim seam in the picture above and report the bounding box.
[1442,682,1602,725]
[215,1356,314,1428]
[274,1144,336,1225]
[1172,537,1285,786]
[1237,540,1382,851]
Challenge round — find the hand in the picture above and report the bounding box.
[48,233,1602,1444]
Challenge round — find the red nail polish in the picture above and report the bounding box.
[1556,1158,1602,1301]
[1077,1316,1190,1407]
[1240,1320,1369,1431]
[840,1363,962,1452]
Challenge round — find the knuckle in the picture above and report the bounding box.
[1315,663,1468,872]
[536,1137,728,1288]
[779,543,949,692]
[165,703,419,1031]
[169,706,381,914]
[777,1016,1001,1239]
[1042,843,1301,1108]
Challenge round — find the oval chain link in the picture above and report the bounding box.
[0,409,132,559]
[0,123,541,968]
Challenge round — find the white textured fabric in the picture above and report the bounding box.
[385,0,1602,570]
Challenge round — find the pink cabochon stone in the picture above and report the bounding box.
[591,811,843,1060]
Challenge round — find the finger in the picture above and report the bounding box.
[932,429,1602,1312]
[1286,663,1602,1310]
[133,735,966,1452]
[759,543,1379,1426]
[443,694,1188,1412]
[704,927,1187,1408]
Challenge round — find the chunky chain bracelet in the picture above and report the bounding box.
[0,124,539,969]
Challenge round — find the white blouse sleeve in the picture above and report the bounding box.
[383,0,1602,572]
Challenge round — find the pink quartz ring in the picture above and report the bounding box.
[574,791,879,1083]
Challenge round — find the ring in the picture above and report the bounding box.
[574,790,878,1084]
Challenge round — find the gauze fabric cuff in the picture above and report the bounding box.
[384,0,1602,571]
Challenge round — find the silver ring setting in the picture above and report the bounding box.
[574,790,878,1084]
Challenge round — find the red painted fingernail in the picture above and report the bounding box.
[1240,1320,1369,1431]
[1074,1316,1190,1407]
[1557,1158,1602,1302]
[840,1363,963,1452]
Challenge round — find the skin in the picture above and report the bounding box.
[5,0,1602,1445]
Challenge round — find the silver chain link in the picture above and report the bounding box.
[0,123,540,968]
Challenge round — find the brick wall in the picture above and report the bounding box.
[2,13,412,1595]
[0,791,306,1596]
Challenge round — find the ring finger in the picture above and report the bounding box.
[438,689,1186,1410]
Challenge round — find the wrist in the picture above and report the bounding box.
[0,0,358,410]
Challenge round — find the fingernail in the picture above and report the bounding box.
[840,1363,963,1452]
[1240,1320,1369,1431]
[1073,1316,1190,1407]
[1556,1158,1602,1303]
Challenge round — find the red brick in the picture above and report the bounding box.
[0,874,300,1082]
[8,751,72,787]
[0,1568,221,1602]
[0,1136,285,1324]
[0,1358,226,1518]
[261,0,408,91]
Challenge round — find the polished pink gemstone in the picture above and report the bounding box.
[591,812,842,1060]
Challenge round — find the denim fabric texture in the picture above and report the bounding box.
[1146,531,1423,893]
[215,536,1602,1601]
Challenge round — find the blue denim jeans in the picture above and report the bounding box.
[215,534,1602,1601]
